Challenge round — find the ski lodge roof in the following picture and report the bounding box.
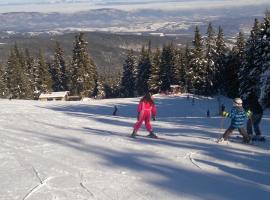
[39,91,70,99]
[170,85,181,88]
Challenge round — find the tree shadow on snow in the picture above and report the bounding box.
[31,130,270,200]
[32,99,270,199]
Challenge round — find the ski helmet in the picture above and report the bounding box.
[233,98,242,107]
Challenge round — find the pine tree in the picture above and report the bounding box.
[159,43,175,93]
[259,11,270,106]
[96,77,106,99]
[136,45,152,96]
[148,48,161,93]
[37,49,52,94]
[224,52,239,98]
[239,19,261,100]
[224,32,245,98]
[183,44,192,92]
[189,26,207,94]
[104,72,122,98]
[24,48,35,99]
[120,49,136,97]
[0,65,6,97]
[70,33,98,97]
[171,46,182,85]
[215,26,227,93]
[205,23,217,94]
[178,49,188,89]
[50,42,68,92]
[5,44,31,99]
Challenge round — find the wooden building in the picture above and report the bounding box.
[170,85,183,94]
[38,91,70,101]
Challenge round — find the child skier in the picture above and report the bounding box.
[131,92,157,138]
[218,98,252,143]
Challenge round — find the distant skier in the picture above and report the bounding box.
[8,94,13,100]
[207,109,210,117]
[221,104,225,115]
[218,98,251,143]
[112,105,118,116]
[245,93,265,141]
[131,92,158,138]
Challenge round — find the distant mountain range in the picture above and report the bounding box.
[0,3,269,39]
[0,1,269,76]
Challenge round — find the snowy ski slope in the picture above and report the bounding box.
[0,94,269,200]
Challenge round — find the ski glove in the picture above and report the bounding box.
[222,111,229,117]
[246,110,252,117]
[152,116,156,121]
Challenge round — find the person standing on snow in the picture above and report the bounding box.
[131,92,158,138]
[221,104,225,115]
[218,98,251,143]
[245,93,265,141]
[112,105,118,116]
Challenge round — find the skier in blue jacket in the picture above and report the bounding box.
[218,98,252,143]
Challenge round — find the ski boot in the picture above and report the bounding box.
[243,135,252,144]
[217,137,224,143]
[217,137,228,144]
[252,135,266,142]
[131,131,138,138]
[147,131,158,139]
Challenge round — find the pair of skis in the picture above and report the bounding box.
[130,134,163,140]
[215,136,266,144]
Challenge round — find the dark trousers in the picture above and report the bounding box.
[247,114,262,136]
[223,126,249,141]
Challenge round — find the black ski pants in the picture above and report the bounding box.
[247,113,262,136]
[223,126,249,142]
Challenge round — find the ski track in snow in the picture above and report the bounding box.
[186,152,202,170]
[23,177,51,200]
[0,95,270,200]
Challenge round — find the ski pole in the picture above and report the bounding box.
[220,117,225,134]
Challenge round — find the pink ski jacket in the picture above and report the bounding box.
[137,101,156,117]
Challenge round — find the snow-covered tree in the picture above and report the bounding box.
[96,77,106,99]
[70,33,98,97]
[159,43,175,92]
[136,45,152,96]
[259,11,270,106]
[189,26,207,94]
[239,19,261,100]
[5,44,32,99]
[36,49,52,94]
[215,26,228,93]
[148,48,161,94]
[0,65,6,97]
[50,42,68,92]
[183,44,192,92]
[24,48,35,99]
[120,49,136,97]
[205,23,217,94]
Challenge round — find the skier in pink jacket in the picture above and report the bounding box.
[131,92,157,138]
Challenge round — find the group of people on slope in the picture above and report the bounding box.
[218,93,265,143]
[130,92,265,143]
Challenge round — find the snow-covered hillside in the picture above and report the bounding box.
[0,94,269,200]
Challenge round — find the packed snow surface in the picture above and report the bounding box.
[0,94,269,200]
